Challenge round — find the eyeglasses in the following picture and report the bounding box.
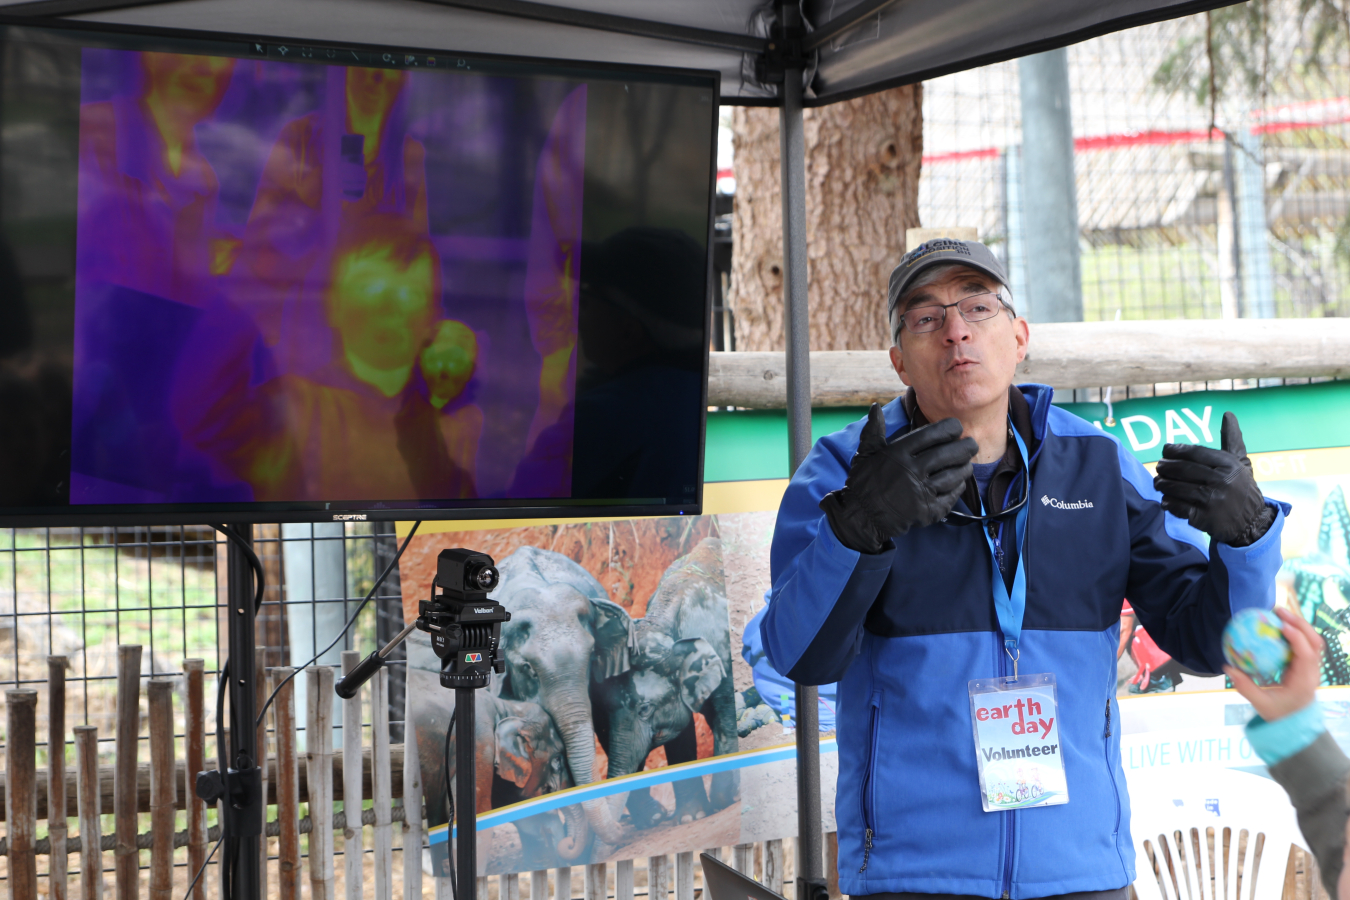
[942,476,1029,526]
[896,293,1012,335]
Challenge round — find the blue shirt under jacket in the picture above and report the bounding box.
[760,384,1289,900]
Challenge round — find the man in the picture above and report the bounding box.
[235,66,428,348]
[173,215,474,501]
[78,50,239,307]
[759,238,1288,900]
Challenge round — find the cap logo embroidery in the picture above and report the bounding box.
[902,238,973,267]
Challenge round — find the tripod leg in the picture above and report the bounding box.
[456,688,477,900]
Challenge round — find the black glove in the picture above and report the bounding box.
[1153,411,1275,547]
[819,404,978,554]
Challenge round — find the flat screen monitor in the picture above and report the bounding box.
[0,17,718,526]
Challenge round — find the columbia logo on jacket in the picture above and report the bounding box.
[1041,495,1094,509]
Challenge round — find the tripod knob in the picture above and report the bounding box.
[195,770,226,805]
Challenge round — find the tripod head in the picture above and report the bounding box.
[417,548,510,689]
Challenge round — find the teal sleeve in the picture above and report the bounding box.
[1245,701,1326,765]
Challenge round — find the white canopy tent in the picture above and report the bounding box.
[0,0,1245,894]
[0,0,1241,105]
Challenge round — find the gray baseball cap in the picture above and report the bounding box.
[887,238,1010,317]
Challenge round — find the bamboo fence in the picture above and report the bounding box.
[0,646,803,900]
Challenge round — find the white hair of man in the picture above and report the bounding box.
[889,262,1016,346]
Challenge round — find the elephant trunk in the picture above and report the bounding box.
[547,690,626,850]
[605,722,650,779]
[558,804,589,861]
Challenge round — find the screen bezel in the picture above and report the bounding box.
[0,13,719,527]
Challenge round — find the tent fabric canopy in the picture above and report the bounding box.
[0,0,1250,894]
[1,0,1242,105]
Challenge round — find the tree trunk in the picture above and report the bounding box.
[728,85,923,351]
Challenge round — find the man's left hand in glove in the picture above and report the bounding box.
[1153,411,1276,547]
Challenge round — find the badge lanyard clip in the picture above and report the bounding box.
[980,425,1030,682]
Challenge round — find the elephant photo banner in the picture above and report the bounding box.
[402,509,810,874]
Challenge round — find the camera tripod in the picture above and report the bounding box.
[336,547,509,900]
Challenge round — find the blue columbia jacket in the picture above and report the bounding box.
[760,384,1288,900]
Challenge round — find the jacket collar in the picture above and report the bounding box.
[895,383,1054,516]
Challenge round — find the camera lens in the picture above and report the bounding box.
[465,561,499,592]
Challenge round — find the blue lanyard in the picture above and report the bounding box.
[979,425,1030,679]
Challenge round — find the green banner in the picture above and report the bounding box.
[704,380,1350,482]
[1059,380,1350,462]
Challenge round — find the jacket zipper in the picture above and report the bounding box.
[1105,698,1124,845]
[996,468,1025,900]
[997,635,1015,899]
[858,700,880,873]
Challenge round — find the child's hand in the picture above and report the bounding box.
[1224,607,1324,722]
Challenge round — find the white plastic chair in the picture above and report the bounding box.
[1126,768,1308,900]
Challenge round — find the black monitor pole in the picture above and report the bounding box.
[196,527,264,900]
[226,529,263,900]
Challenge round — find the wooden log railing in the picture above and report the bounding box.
[706,318,1350,408]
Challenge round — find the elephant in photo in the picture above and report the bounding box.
[443,693,570,816]
[441,692,571,870]
[596,537,739,827]
[492,546,633,857]
[595,637,726,825]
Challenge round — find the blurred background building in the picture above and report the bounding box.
[714,1,1350,345]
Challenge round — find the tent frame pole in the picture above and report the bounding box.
[777,5,825,900]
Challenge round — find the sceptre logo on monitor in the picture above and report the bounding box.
[332,514,368,521]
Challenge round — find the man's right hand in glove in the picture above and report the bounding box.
[819,403,978,554]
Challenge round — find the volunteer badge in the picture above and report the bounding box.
[968,673,1069,812]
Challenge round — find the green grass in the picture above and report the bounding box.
[1080,238,1223,321]
[0,529,221,669]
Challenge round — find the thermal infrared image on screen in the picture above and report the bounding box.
[69,48,585,505]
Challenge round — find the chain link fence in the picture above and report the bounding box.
[921,3,1350,322]
[0,522,409,890]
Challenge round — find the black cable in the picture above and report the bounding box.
[443,702,459,900]
[222,833,235,900]
[211,524,265,614]
[180,662,231,900]
[255,520,421,728]
[215,660,230,778]
[181,832,225,900]
[216,660,232,900]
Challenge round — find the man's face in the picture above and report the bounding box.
[328,244,435,373]
[142,52,236,121]
[888,266,1029,419]
[346,68,407,122]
